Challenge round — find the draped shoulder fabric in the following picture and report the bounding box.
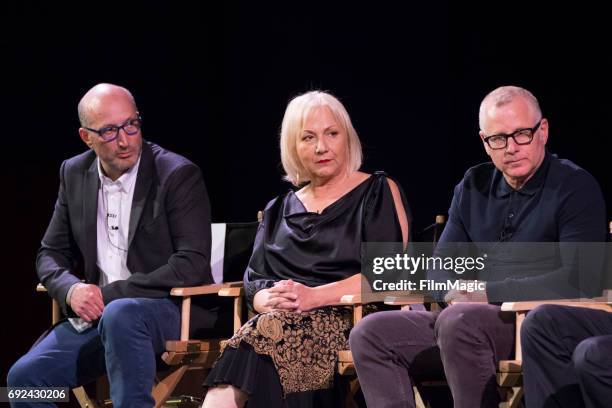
[244,171,410,307]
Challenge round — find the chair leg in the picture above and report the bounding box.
[153,365,189,408]
[72,386,103,408]
[344,377,361,408]
[414,386,428,408]
[339,376,431,408]
[499,386,524,408]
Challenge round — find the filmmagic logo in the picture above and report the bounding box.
[372,253,487,275]
[371,278,486,292]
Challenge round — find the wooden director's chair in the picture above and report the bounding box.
[170,214,447,408]
[496,291,612,408]
[172,215,447,408]
[497,221,612,408]
[37,221,258,408]
[334,215,448,408]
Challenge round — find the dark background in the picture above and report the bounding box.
[2,0,611,391]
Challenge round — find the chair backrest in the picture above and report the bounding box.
[414,215,447,256]
[211,222,259,283]
[432,215,446,245]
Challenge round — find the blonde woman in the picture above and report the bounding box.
[203,90,410,408]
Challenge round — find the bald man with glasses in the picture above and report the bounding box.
[7,83,219,407]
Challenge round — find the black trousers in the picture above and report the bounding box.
[521,304,612,408]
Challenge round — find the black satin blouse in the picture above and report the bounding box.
[243,171,410,307]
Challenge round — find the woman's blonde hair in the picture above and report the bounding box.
[280,90,363,186]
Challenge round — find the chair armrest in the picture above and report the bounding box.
[218,286,244,297]
[501,300,612,313]
[36,283,62,325]
[169,281,243,341]
[172,283,244,334]
[338,293,362,305]
[383,294,430,306]
[336,294,366,325]
[334,292,429,325]
[170,281,243,297]
[336,291,428,306]
[215,284,245,333]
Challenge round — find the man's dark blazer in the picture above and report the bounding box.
[37,141,222,334]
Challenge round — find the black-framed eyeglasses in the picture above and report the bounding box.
[84,116,142,142]
[482,120,542,150]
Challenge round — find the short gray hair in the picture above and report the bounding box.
[479,86,542,130]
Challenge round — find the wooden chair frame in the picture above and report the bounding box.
[37,281,245,408]
[35,213,446,407]
[498,221,612,408]
[497,291,612,408]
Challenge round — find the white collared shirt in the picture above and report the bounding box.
[68,155,141,332]
[96,155,141,286]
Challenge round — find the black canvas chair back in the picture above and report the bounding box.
[211,222,259,283]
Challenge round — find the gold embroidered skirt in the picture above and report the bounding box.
[208,306,352,396]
